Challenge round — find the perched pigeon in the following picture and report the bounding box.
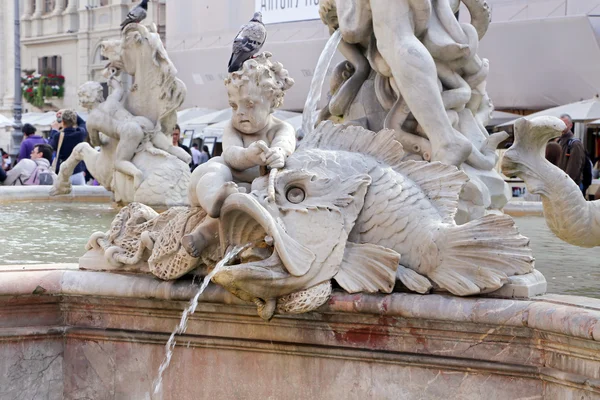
[227,12,267,73]
[120,0,149,30]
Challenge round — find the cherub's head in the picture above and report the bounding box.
[225,52,294,134]
[78,81,105,110]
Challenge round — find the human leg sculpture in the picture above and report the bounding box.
[369,0,472,167]
[114,122,145,190]
[150,132,192,165]
[50,142,99,196]
[182,157,242,257]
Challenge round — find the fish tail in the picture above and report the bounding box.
[429,214,534,296]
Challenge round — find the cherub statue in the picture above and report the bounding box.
[80,76,191,190]
[181,52,295,257]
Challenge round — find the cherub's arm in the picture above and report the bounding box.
[107,76,125,103]
[88,125,102,147]
[270,121,297,157]
[262,121,297,169]
[222,123,264,171]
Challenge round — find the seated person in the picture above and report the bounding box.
[2,144,54,186]
[182,53,296,257]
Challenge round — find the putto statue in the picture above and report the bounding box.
[318,0,508,223]
[182,52,295,258]
[51,23,190,206]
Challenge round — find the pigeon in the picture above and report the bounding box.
[227,12,267,73]
[120,0,149,31]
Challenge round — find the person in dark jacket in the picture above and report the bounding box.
[18,123,47,161]
[0,164,6,182]
[49,109,88,185]
[172,124,192,168]
[557,114,586,195]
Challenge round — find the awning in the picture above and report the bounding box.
[177,107,217,125]
[478,15,600,110]
[497,96,600,127]
[488,111,523,127]
[0,115,13,128]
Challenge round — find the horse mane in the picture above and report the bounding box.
[299,121,406,169]
[122,24,186,132]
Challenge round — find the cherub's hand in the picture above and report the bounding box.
[264,147,286,169]
[246,141,268,166]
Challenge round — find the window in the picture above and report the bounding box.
[38,56,62,76]
[100,0,109,6]
[43,0,55,13]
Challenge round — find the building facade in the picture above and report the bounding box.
[0,0,165,152]
[0,0,166,116]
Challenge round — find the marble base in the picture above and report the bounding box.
[485,270,547,298]
[0,265,599,399]
[0,185,112,204]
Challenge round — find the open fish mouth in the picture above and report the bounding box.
[218,193,315,280]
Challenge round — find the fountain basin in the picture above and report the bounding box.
[1,265,599,399]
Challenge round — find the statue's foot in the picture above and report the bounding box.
[181,232,208,258]
[206,182,240,218]
[49,182,72,196]
[432,135,472,167]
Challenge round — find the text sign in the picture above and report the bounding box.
[256,0,320,24]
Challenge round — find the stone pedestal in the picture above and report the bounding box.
[1,265,599,399]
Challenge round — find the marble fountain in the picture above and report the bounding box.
[1,3,600,400]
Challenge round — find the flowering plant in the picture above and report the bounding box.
[21,72,65,107]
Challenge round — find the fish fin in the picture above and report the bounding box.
[396,265,432,294]
[299,122,406,168]
[334,242,400,294]
[395,160,468,223]
[429,214,534,296]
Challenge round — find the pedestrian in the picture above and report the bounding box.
[191,143,202,170]
[545,138,562,166]
[1,143,55,185]
[172,125,191,156]
[18,123,47,162]
[49,109,88,185]
[200,145,211,164]
[557,114,587,195]
[172,124,192,169]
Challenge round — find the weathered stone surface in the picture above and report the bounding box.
[0,266,599,399]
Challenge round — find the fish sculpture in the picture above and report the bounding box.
[89,123,534,321]
[213,122,534,319]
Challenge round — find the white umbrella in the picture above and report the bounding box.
[497,96,600,127]
[0,114,13,128]
[177,107,217,124]
[185,109,301,141]
[488,111,522,127]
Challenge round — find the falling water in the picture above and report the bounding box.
[301,29,342,138]
[152,243,251,395]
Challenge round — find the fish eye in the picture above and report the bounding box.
[286,186,305,204]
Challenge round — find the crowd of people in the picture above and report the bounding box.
[0,113,212,187]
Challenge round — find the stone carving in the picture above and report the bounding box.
[51,23,190,206]
[502,117,600,247]
[89,122,534,320]
[182,52,295,257]
[317,0,510,223]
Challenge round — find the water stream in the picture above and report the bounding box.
[301,29,342,138]
[152,243,250,396]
